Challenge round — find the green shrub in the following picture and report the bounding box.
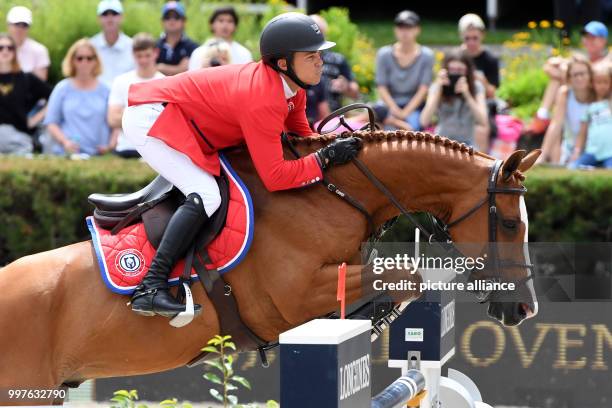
[1,158,610,265]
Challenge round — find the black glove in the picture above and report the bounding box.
[315,137,362,169]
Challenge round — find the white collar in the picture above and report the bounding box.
[280,74,297,99]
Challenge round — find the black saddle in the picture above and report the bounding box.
[88,173,229,250]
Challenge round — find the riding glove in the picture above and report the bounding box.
[315,137,362,169]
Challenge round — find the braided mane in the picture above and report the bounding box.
[290,130,526,181]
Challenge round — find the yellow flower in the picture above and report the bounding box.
[562,37,571,45]
[540,20,551,29]
[554,20,564,29]
[513,32,531,40]
[435,51,444,61]
[530,43,543,51]
[360,86,369,94]
[551,47,560,56]
[353,65,361,73]
[527,21,537,29]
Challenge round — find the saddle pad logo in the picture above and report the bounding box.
[115,249,146,277]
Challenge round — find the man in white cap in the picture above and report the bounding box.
[6,6,50,81]
[90,0,135,88]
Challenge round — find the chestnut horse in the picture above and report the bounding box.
[0,131,540,399]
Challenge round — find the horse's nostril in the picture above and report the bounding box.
[520,302,534,319]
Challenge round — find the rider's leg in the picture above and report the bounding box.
[123,104,222,317]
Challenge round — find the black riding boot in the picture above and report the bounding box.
[131,193,208,317]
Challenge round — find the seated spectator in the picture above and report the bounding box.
[189,39,231,70]
[309,14,359,112]
[156,1,198,76]
[6,6,50,81]
[108,33,165,158]
[43,38,112,157]
[420,50,487,148]
[189,6,251,70]
[0,33,51,155]
[90,0,135,88]
[569,62,612,168]
[539,54,594,164]
[458,14,499,99]
[527,21,609,135]
[306,81,330,130]
[374,10,434,131]
[458,13,497,151]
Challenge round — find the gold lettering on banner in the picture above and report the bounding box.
[507,324,554,368]
[553,324,587,370]
[461,321,505,367]
[591,324,612,370]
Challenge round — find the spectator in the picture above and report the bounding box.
[108,33,165,159]
[189,6,251,70]
[0,33,51,155]
[569,62,612,168]
[189,39,231,70]
[309,14,359,112]
[539,54,594,164]
[156,1,198,76]
[43,39,112,157]
[420,50,487,148]
[527,21,609,135]
[458,14,499,99]
[90,0,135,88]
[6,6,50,81]
[374,10,434,131]
[306,81,330,129]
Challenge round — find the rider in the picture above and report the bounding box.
[123,12,362,318]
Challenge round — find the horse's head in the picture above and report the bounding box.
[446,149,541,326]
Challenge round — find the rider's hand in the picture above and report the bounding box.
[315,136,362,169]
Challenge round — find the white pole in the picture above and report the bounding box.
[296,0,308,13]
[486,0,498,31]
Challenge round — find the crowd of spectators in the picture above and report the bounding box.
[1,1,611,169]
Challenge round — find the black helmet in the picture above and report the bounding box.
[260,12,335,88]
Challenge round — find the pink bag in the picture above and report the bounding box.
[495,115,523,143]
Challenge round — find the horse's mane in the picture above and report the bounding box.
[290,130,526,181]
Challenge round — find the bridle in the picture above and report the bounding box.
[286,104,535,303]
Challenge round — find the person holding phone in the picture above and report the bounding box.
[420,50,487,148]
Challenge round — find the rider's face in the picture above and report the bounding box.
[288,51,324,85]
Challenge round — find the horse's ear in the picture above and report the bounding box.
[518,149,541,172]
[501,150,527,181]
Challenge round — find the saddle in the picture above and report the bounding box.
[87,156,270,367]
[89,174,229,250]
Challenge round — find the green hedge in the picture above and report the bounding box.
[1,157,611,265]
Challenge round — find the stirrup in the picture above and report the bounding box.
[169,282,196,328]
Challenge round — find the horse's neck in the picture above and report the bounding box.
[338,140,494,223]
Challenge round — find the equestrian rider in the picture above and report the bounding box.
[123,13,362,318]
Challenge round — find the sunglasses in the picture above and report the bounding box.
[101,10,120,17]
[0,45,16,52]
[463,36,480,42]
[12,22,30,28]
[163,13,184,21]
[75,55,95,62]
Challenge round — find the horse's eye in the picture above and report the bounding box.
[502,219,518,230]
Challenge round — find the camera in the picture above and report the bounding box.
[442,73,462,96]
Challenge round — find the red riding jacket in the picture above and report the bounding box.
[128,62,323,191]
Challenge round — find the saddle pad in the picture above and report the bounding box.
[87,154,254,295]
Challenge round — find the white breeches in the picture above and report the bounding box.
[122,103,221,217]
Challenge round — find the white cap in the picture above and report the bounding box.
[7,6,33,25]
[458,13,485,33]
[97,0,123,15]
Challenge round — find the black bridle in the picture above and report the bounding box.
[285,106,535,302]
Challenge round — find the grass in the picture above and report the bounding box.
[355,19,520,48]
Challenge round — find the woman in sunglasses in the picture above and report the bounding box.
[0,33,51,155]
[43,38,114,157]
